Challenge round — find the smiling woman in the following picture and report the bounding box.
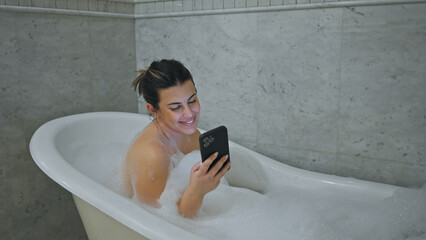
[124,59,231,218]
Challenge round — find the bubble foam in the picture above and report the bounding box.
[75,146,426,240]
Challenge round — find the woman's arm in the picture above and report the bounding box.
[127,143,170,207]
[178,152,230,218]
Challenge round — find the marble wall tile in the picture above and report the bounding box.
[44,0,55,8]
[174,0,183,11]
[257,9,342,154]
[135,3,147,14]
[56,0,68,9]
[259,0,270,7]
[202,0,212,10]
[88,0,98,11]
[0,12,101,240]
[193,0,202,10]
[19,0,31,6]
[189,14,258,144]
[88,17,136,112]
[271,0,283,6]
[284,0,296,5]
[155,1,164,13]
[337,154,426,187]
[164,1,174,12]
[31,0,44,7]
[1,153,87,240]
[258,144,338,174]
[223,0,234,8]
[339,4,426,165]
[0,12,22,158]
[135,17,193,114]
[108,1,117,12]
[116,2,134,14]
[298,0,311,4]
[133,3,426,188]
[147,2,156,13]
[68,0,79,10]
[246,0,257,7]
[0,152,87,240]
[6,0,19,6]
[135,17,192,70]
[213,0,223,9]
[1,11,137,240]
[67,0,79,10]
[183,0,192,11]
[15,13,94,129]
[337,154,401,185]
[235,0,245,8]
[78,0,89,11]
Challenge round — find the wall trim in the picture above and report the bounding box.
[0,0,424,18]
[134,0,426,19]
[0,5,134,18]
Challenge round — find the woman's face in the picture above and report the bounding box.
[155,80,200,137]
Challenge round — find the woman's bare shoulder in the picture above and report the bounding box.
[125,127,168,171]
[127,135,169,166]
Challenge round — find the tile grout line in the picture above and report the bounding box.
[335,6,343,176]
[87,16,96,111]
[255,10,259,152]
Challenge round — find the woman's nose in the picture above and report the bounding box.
[183,105,193,118]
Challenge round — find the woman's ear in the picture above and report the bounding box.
[146,103,157,117]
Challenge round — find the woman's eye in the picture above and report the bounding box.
[171,106,181,111]
[189,99,197,105]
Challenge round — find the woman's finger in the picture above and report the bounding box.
[215,161,231,179]
[210,154,229,176]
[200,152,218,173]
[191,161,202,172]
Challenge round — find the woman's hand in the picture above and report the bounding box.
[178,152,231,217]
[189,152,230,196]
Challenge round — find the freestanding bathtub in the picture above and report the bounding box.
[30,112,411,240]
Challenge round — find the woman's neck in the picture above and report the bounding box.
[153,120,185,151]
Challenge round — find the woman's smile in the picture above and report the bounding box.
[155,80,201,137]
[180,116,196,127]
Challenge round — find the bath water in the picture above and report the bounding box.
[73,144,426,240]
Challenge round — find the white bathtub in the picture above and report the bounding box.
[29,112,404,240]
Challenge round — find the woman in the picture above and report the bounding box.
[124,59,231,218]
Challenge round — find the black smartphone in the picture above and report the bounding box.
[199,126,230,172]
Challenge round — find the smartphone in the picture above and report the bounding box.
[199,126,230,172]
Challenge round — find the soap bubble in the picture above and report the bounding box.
[72,143,426,240]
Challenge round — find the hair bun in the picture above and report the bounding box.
[132,69,148,92]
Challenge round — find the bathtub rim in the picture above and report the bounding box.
[29,111,402,239]
[29,111,208,240]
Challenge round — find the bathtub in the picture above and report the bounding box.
[29,112,404,240]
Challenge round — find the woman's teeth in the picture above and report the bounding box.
[181,118,195,126]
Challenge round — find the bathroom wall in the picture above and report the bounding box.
[0,11,135,240]
[135,2,426,187]
[0,1,424,239]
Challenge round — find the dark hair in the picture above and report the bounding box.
[132,59,194,109]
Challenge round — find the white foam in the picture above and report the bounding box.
[72,146,426,240]
[144,151,426,240]
[71,141,128,195]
